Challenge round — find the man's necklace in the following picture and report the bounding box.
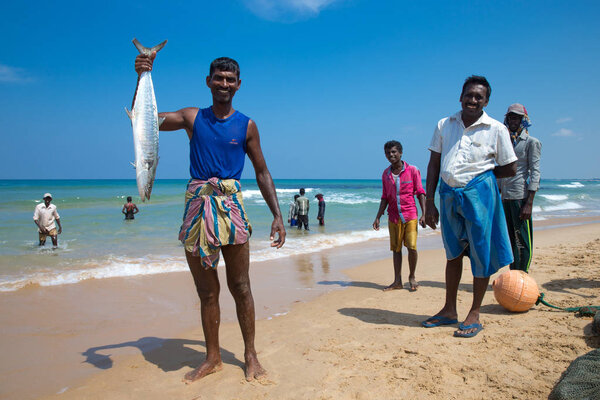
[391,163,403,175]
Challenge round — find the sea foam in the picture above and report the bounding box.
[533,201,583,213]
[539,194,568,201]
[558,182,585,188]
[0,227,436,292]
[0,255,189,292]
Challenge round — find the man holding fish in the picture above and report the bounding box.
[134,48,286,383]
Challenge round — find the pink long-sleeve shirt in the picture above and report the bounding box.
[381,161,425,224]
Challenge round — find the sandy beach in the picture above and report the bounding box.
[1,218,598,399]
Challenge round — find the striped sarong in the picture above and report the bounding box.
[178,178,252,269]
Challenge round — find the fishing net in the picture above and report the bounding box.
[548,347,600,400]
[536,293,600,316]
[538,292,600,400]
[593,311,600,336]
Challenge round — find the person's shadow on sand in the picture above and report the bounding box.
[542,278,599,299]
[82,337,244,372]
[320,280,492,292]
[479,303,514,315]
[338,307,429,327]
[318,280,386,290]
[418,280,493,292]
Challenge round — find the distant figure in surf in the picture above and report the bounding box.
[122,196,139,220]
[315,193,326,226]
[134,51,285,383]
[295,188,310,230]
[288,194,299,227]
[33,193,62,247]
[498,103,542,273]
[372,140,426,292]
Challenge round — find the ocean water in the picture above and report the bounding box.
[0,178,598,291]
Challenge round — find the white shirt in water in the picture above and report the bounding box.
[33,203,60,232]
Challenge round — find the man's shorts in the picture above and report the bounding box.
[388,219,418,252]
[39,228,57,241]
[439,170,513,278]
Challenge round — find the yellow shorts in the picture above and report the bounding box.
[388,219,418,252]
[39,229,57,241]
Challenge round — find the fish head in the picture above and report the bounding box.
[135,159,158,202]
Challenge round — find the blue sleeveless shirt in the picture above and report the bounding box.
[189,107,249,180]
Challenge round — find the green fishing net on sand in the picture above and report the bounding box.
[548,312,600,400]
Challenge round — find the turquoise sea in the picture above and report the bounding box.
[0,178,599,291]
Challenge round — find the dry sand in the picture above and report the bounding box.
[28,220,599,400]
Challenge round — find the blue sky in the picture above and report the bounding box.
[1,0,599,179]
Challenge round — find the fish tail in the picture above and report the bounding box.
[132,38,167,56]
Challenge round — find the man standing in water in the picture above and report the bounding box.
[423,76,517,338]
[134,53,285,382]
[288,194,299,227]
[33,193,62,247]
[498,104,541,273]
[295,188,310,230]
[122,196,139,220]
[315,193,325,226]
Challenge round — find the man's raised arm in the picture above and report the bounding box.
[158,108,198,138]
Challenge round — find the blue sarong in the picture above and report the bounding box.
[439,170,513,278]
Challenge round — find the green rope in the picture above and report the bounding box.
[536,292,600,317]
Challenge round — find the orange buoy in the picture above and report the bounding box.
[492,270,540,312]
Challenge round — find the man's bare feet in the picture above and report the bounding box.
[244,352,267,382]
[408,277,419,291]
[183,359,223,384]
[383,282,403,291]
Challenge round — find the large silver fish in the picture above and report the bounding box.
[125,38,167,202]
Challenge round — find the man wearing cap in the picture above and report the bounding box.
[33,193,62,247]
[498,104,542,272]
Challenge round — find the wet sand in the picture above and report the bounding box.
[2,217,599,399]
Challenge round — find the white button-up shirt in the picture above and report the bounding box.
[33,203,60,232]
[429,111,517,188]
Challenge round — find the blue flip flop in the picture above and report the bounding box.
[453,323,483,338]
[421,316,458,328]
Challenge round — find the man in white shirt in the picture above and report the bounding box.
[422,76,517,338]
[33,193,62,247]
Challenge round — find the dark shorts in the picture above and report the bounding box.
[297,214,309,229]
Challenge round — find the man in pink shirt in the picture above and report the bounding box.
[373,141,426,291]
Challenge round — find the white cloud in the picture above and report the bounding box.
[0,64,32,83]
[552,128,576,137]
[242,0,343,21]
[555,117,572,124]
